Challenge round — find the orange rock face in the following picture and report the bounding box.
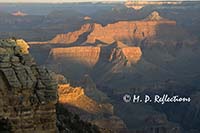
[58,84,113,115]
[47,12,176,45]
[58,83,128,131]
[122,47,142,63]
[28,11,178,47]
[49,46,100,67]
[86,20,176,44]
[48,44,142,69]
[11,11,28,16]
[50,23,94,44]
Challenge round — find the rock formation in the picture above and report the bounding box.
[31,12,176,45]
[49,19,175,45]
[122,47,142,63]
[58,84,113,115]
[85,20,176,44]
[49,46,101,67]
[46,42,142,81]
[58,83,127,132]
[48,42,142,66]
[50,23,94,44]
[145,11,164,21]
[0,39,58,132]
[125,0,182,10]
[84,16,92,20]
[11,11,28,17]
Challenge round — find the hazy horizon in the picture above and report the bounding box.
[1,0,123,3]
[0,0,199,3]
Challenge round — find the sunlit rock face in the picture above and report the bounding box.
[11,11,28,16]
[30,11,195,88]
[58,84,113,115]
[46,42,142,81]
[46,12,176,45]
[16,39,30,54]
[48,42,142,67]
[58,83,127,132]
[49,46,101,68]
[50,23,94,44]
[145,11,164,21]
[85,21,172,44]
[0,39,58,133]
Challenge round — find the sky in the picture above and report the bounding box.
[0,0,185,3]
[0,0,197,3]
[0,0,125,3]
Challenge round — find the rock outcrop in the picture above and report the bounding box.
[34,12,176,45]
[58,84,113,115]
[11,11,28,17]
[58,83,127,132]
[0,39,58,132]
[49,46,101,67]
[85,19,176,44]
[48,42,142,67]
[50,23,94,44]
[122,47,142,63]
[46,42,142,81]
[145,11,164,21]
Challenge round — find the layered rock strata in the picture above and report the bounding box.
[48,43,142,69]
[46,12,176,45]
[0,39,57,133]
[49,46,101,67]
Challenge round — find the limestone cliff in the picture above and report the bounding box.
[0,39,58,132]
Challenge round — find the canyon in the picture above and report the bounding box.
[0,39,102,133]
[28,9,200,133]
[30,11,197,87]
[34,11,177,45]
[1,2,200,132]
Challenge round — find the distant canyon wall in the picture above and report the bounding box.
[48,45,142,68]
[43,12,176,45]
[86,20,176,44]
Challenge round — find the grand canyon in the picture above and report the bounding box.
[0,1,200,133]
